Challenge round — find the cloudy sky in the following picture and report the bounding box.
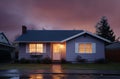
[0,0,120,42]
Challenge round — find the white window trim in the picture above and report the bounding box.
[75,42,96,54]
[26,43,46,53]
[26,44,29,53]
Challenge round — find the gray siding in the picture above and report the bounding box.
[18,43,51,60]
[66,34,105,62]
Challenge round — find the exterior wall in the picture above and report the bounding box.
[18,43,51,60]
[66,34,105,62]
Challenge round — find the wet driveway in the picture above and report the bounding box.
[0,64,120,79]
[1,73,120,79]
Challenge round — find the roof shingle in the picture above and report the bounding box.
[15,30,83,42]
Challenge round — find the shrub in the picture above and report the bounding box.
[36,59,42,63]
[76,55,87,63]
[61,58,67,64]
[94,59,106,64]
[30,55,43,59]
[42,56,52,64]
[19,58,30,63]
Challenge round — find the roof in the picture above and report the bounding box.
[0,32,10,45]
[106,42,120,49]
[61,31,111,43]
[15,30,83,42]
[0,32,14,48]
[15,30,111,43]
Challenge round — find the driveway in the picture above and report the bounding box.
[0,64,120,79]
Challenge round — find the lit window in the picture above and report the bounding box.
[29,44,43,53]
[79,43,92,53]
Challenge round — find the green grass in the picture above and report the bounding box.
[0,63,120,70]
[62,63,120,70]
[0,64,51,70]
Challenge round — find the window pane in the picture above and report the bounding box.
[79,44,85,53]
[29,44,43,53]
[29,44,36,53]
[78,43,93,53]
[85,43,92,53]
[36,44,43,53]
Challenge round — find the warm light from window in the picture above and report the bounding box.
[36,44,43,52]
[29,44,43,53]
[79,43,92,53]
[30,74,43,79]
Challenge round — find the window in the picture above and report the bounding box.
[29,44,44,53]
[75,43,96,54]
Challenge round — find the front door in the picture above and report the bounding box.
[52,44,62,60]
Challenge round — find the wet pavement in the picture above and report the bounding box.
[0,64,120,79]
[0,73,120,79]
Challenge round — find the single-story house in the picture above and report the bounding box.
[15,26,110,62]
[0,32,14,62]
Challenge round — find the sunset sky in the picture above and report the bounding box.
[0,0,120,42]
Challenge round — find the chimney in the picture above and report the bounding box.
[22,25,27,34]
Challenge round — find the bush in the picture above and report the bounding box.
[76,55,87,63]
[61,58,71,64]
[19,58,30,63]
[42,56,52,64]
[61,58,67,64]
[94,59,106,64]
[36,59,42,63]
[13,59,19,63]
[30,55,43,59]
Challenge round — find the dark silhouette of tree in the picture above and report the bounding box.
[95,16,115,42]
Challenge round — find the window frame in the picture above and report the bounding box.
[75,42,96,54]
[26,43,46,54]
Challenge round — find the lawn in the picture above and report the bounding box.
[0,64,51,70]
[62,63,120,70]
[0,63,120,70]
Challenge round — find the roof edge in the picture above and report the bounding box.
[14,41,63,43]
[61,31,111,43]
[0,32,11,45]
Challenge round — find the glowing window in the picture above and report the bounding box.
[79,43,92,53]
[29,44,43,53]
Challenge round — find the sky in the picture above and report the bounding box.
[0,0,120,42]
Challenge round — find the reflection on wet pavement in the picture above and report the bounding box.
[1,74,120,79]
[51,64,62,73]
[0,64,120,79]
[30,74,43,79]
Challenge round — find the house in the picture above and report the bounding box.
[106,42,120,62]
[15,26,110,62]
[0,32,14,62]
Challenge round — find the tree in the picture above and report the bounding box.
[95,16,115,42]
